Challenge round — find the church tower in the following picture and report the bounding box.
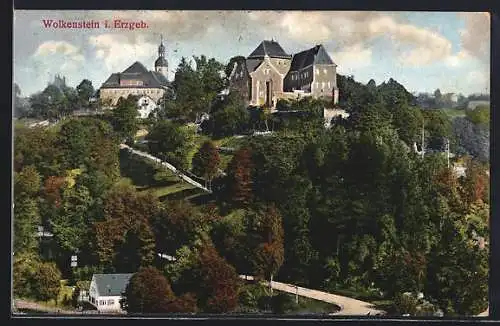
[154,35,168,79]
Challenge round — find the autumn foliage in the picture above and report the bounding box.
[227,148,253,206]
[122,267,176,313]
[193,243,241,313]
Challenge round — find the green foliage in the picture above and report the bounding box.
[393,293,418,315]
[466,105,490,126]
[146,120,196,170]
[209,95,250,137]
[76,79,95,108]
[171,56,225,121]
[192,140,220,183]
[111,96,139,141]
[14,196,41,254]
[31,262,62,302]
[50,185,93,253]
[13,252,42,298]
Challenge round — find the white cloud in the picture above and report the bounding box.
[88,34,157,72]
[33,40,84,63]
[459,12,490,63]
[466,69,490,93]
[331,44,373,74]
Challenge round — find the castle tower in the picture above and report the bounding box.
[154,35,168,79]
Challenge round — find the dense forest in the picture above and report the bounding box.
[13,55,489,317]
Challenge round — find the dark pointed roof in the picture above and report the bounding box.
[122,61,149,74]
[248,40,291,59]
[289,44,336,72]
[155,57,168,67]
[100,61,170,89]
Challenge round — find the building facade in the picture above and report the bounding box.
[88,273,133,313]
[229,40,339,107]
[99,38,170,107]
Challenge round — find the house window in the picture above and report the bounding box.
[323,69,327,74]
[315,68,319,75]
[328,81,331,88]
[322,82,326,89]
[108,299,115,305]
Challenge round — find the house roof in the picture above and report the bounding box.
[248,40,292,59]
[100,62,170,89]
[289,44,336,72]
[92,273,133,297]
[122,61,149,74]
[245,58,264,73]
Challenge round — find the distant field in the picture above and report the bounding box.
[441,108,466,119]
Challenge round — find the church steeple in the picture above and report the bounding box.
[158,35,165,58]
[155,35,168,79]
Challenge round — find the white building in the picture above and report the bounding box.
[137,96,157,119]
[88,273,133,313]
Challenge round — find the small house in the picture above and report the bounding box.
[88,273,133,313]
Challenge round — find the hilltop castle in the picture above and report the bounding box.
[99,37,170,106]
[228,40,339,107]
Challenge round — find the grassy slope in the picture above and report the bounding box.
[441,108,466,119]
[118,149,197,200]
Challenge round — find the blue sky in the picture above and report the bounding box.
[13,11,490,97]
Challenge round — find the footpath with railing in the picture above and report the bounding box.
[120,143,212,193]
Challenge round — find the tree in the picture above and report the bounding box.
[13,196,41,254]
[146,120,196,170]
[225,55,246,82]
[226,148,254,206]
[94,184,158,272]
[76,79,95,108]
[31,262,62,302]
[172,57,205,121]
[111,95,139,141]
[14,124,62,175]
[426,215,489,316]
[121,267,176,313]
[179,243,241,313]
[50,185,93,254]
[248,204,285,283]
[150,200,208,255]
[192,140,220,189]
[209,98,250,137]
[13,251,41,298]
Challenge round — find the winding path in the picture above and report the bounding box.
[239,275,384,316]
[120,144,212,193]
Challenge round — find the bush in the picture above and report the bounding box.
[31,262,62,302]
[13,252,41,298]
[270,293,295,314]
[394,293,418,315]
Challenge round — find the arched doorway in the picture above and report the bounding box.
[265,79,273,107]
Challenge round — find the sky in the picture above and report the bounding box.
[13,11,490,97]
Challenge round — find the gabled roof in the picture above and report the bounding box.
[122,61,149,74]
[100,68,170,89]
[245,58,264,73]
[248,40,291,59]
[92,274,133,297]
[289,44,336,72]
